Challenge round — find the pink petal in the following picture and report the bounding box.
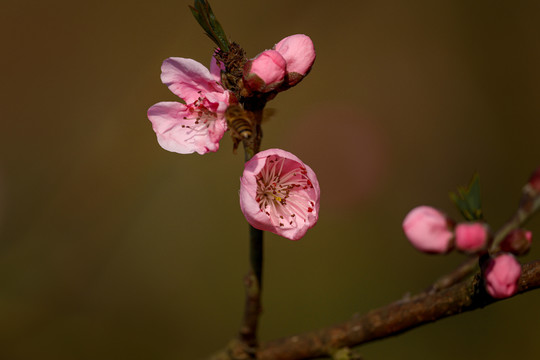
[160,57,225,104]
[484,254,521,299]
[243,50,286,92]
[455,222,488,253]
[210,54,225,83]
[274,34,316,76]
[147,101,226,155]
[402,206,454,253]
[239,149,320,240]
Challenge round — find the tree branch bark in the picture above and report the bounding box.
[257,259,540,360]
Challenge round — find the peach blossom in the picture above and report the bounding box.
[147,57,230,155]
[239,149,320,240]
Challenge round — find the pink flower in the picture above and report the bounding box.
[243,50,287,93]
[274,34,316,86]
[239,149,320,240]
[484,254,521,299]
[147,57,230,155]
[454,222,488,253]
[402,206,454,253]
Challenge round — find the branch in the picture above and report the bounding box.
[238,226,264,353]
[235,107,266,357]
[257,259,540,360]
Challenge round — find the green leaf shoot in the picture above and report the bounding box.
[189,0,230,51]
[449,173,483,221]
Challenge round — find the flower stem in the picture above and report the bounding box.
[250,225,264,288]
[238,106,266,355]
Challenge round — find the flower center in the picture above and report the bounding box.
[180,95,217,132]
[255,156,315,228]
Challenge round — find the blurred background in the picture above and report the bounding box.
[1,0,539,359]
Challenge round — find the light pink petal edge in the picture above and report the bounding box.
[239,149,320,240]
[147,101,226,155]
[274,34,316,75]
[160,57,224,104]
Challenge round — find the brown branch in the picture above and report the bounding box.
[234,107,266,358]
[427,256,478,292]
[257,259,540,360]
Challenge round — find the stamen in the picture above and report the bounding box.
[255,156,315,228]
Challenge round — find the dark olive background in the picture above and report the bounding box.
[1,0,539,359]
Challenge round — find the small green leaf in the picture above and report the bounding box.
[449,173,483,221]
[189,0,230,51]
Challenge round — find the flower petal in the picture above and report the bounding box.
[274,34,316,76]
[239,149,320,240]
[243,50,286,92]
[210,55,224,83]
[484,254,521,298]
[147,101,226,155]
[402,206,454,253]
[160,57,225,104]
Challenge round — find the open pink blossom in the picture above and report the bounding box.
[243,49,287,93]
[239,149,320,240]
[402,206,454,253]
[147,57,230,155]
[274,34,316,86]
[455,222,488,253]
[484,254,521,299]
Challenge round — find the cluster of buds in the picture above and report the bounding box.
[402,206,531,298]
[242,34,316,95]
[147,2,320,241]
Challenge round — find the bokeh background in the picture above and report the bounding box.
[1,0,540,359]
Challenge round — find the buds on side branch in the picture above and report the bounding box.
[403,170,539,300]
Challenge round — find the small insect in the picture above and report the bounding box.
[226,104,253,151]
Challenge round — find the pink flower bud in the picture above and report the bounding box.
[402,206,454,253]
[500,229,532,256]
[274,34,316,86]
[527,166,540,193]
[454,222,488,253]
[484,254,521,299]
[239,149,320,240]
[243,50,287,93]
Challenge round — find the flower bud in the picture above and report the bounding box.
[274,34,316,86]
[243,50,286,93]
[500,229,532,256]
[484,254,521,299]
[402,206,454,254]
[454,222,489,253]
[527,165,540,194]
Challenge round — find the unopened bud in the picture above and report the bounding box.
[242,50,286,93]
[274,34,316,86]
[484,253,521,299]
[402,206,454,254]
[500,229,532,256]
[527,166,540,194]
[455,222,489,253]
